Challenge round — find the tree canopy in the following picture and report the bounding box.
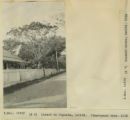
[4,21,66,69]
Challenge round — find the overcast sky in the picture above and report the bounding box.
[1,1,65,40]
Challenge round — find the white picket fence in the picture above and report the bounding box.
[4,69,58,88]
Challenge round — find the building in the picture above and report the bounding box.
[3,50,26,69]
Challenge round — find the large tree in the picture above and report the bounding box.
[4,21,66,69]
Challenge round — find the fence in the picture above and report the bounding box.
[4,69,57,88]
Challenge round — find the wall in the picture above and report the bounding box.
[4,69,57,88]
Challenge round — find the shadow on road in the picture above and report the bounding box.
[4,71,65,94]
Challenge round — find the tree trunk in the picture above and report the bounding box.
[56,50,59,72]
[43,67,45,77]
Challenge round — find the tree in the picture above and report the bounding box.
[3,21,66,69]
[46,36,65,71]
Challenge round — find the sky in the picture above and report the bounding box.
[0,1,65,40]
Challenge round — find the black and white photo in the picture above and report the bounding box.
[2,1,66,108]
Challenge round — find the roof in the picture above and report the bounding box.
[3,50,25,63]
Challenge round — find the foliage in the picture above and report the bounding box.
[3,21,66,69]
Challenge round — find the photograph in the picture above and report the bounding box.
[0,0,130,120]
[2,1,66,108]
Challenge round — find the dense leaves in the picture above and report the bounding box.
[4,21,66,69]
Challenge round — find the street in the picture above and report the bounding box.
[4,73,67,108]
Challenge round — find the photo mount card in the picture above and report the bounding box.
[0,0,129,120]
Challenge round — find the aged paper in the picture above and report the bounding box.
[0,0,130,120]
